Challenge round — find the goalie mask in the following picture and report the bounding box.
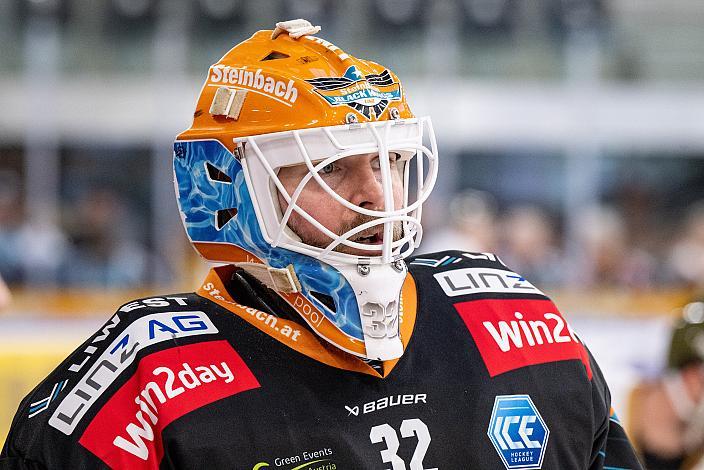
[174,20,438,361]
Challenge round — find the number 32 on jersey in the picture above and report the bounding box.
[369,418,437,470]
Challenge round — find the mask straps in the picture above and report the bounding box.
[234,262,301,293]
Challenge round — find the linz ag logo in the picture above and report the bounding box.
[488,395,549,470]
[306,65,401,119]
[434,267,545,298]
[49,312,218,435]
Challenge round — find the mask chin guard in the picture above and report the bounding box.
[337,261,407,361]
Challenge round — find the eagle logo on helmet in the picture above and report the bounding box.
[306,65,402,119]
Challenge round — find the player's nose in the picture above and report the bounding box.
[348,159,385,210]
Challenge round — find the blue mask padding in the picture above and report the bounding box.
[174,139,363,340]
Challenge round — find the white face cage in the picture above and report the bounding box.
[237,117,438,265]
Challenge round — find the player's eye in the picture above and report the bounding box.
[320,163,336,175]
[371,153,401,170]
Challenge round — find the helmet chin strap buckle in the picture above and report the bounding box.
[236,262,301,293]
[357,258,371,276]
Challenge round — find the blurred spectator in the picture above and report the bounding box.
[499,205,565,287]
[61,188,150,288]
[22,207,72,286]
[611,183,662,257]
[0,171,68,285]
[0,274,10,310]
[669,201,704,290]
[420,189,498,254]
[0,173,24,283]
[574,205,657,289]
[628,300,704,469]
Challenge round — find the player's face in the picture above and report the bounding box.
[277,152,404,256]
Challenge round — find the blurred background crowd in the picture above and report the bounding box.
[2,0,704,293]
[2,0,704,464]
[3,179,704,291]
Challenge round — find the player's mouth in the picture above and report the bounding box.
[353,232,383,245]
[352,228,384,246]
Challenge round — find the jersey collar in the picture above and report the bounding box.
[196,265,418,378]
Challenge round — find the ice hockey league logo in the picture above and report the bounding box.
[488,395,549,470]
[306,65,402,119]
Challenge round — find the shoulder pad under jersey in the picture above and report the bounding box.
[407,250,548,301]
[2,292,223,463]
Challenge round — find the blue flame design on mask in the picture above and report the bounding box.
[174,139,362,340]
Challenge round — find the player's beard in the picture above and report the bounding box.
[294,214,404,255]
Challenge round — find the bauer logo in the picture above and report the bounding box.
[434,267,544,297]
[488,395,549,470]
[306,65,401,119]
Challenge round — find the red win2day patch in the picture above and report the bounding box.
[455,298,592,379]
[79,340,259,469]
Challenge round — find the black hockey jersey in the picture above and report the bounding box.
[1,251,643,469]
